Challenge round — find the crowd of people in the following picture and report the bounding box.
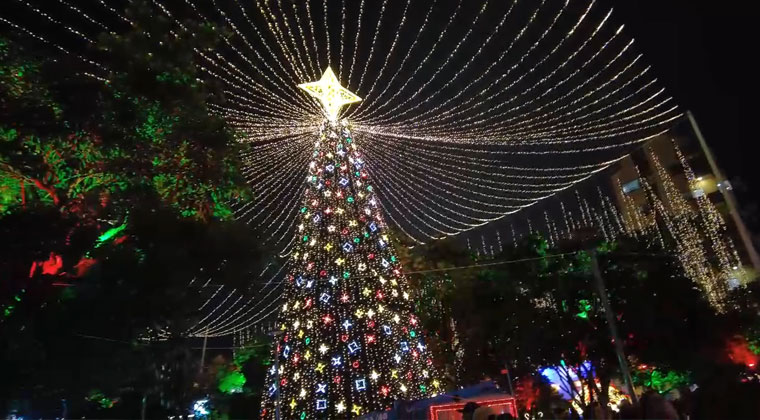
[456,384,760,420]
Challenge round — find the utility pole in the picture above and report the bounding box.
[687,111,760,278]
[199,327,209,375]
[503,364,515,397]
[590,250,638,404]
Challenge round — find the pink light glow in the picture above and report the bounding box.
[429,397,518,420]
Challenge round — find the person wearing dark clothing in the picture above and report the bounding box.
[458,401,480,420]
[640,391,679,419]
[617,400,642,419]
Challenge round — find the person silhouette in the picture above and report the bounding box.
[457,402,481,420]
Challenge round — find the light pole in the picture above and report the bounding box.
[590,249,638,404]
[199,327,209,375]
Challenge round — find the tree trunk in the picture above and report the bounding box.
[599,370,611,420]
[30,177,60,205]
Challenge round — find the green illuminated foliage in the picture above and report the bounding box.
[1,24,249,221]
[0,4,259,415]
[575,299,592,319]
[86,389,118,409]
[407,231,724,407]
[632,368,691,394]
[218,370,247,394]
[95,218,128,247]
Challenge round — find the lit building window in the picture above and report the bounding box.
[622,179,641,195]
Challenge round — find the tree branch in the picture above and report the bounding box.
[1,161,60,205]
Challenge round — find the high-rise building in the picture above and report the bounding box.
[610,116,758,290]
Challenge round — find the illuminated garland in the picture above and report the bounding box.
[1,0,684,332]
[673,141,744,288]
[647,150,729,310]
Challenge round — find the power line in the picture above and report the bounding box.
[404,250,671,275]
[74,333,269,349]
[404,251,579,275]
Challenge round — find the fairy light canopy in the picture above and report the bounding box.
[298,67,361,121]
[1,0,684,334]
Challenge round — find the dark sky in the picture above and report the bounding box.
[611,1,754,201]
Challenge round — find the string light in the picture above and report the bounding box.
[2,0,690,331]
[381,0,567,126]
[347,0,443,119]
[210,0,316,108]
[287,0,319,80]
[255,0,309,82]
[357,0,482,123]
[338,0,347,80]
[356,0,598,127]
[305,0,323,72]
[346,0,366,91]
[56,0,109,32]
[228,0,308,89]
[353,0,390,93]
[321,0,331,67]
[366,0,519,124]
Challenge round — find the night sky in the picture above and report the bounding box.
[612,1,754,203]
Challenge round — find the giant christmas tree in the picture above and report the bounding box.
[260,69,440,418]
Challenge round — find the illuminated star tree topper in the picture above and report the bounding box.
[298,67,362,121]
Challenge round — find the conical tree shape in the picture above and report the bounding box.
[260,121,440,419]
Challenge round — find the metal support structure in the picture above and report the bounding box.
[590,250,638,404]
[687,111,760,278]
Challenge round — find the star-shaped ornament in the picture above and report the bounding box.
[336,401,346,413]
[298,68,361,120]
